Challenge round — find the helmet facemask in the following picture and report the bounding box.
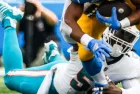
[103,26,139,57]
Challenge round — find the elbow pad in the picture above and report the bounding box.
[60,21,77,44]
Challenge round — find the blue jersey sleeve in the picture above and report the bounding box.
[72,0,89,4]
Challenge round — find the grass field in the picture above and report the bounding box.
[0,77,20,94]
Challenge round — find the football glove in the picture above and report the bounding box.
[96,7,120,30]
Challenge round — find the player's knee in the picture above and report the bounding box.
[4,79,9,88]
[20,82,35,94]
[4,76,13,90]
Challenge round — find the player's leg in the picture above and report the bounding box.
[0,0,66,71]
[82,58,108,87]
[0,2,64,93]
[0,2,39,93]
[4,41,64,94]
[0,1,24,74]
[0,3,38,93]
[3,23,23,73]
[27,40,67,71]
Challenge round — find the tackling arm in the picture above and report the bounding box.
[60,0,111,62]
[64,2,84,43]
[60,0,93,45]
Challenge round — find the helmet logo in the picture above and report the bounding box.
[118,8,124,14]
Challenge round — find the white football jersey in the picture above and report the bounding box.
[105,51,140,82]
[38,51,93,94]
[54,51,93,94]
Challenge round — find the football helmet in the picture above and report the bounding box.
[103,26,139,57]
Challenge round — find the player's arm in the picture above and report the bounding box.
[116,0,140,29]
[62,2,85,43]
[128,0,140,25]
[96,0,140,30]
[27,0,58,26]
[60,0,111,62]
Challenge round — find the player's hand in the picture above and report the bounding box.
[26,0,43,11]
[92,82,122,94]
[87,39,112,62]
[103,81,122,94]
[96,7,120,30]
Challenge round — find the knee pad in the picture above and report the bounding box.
[60,21,77,44]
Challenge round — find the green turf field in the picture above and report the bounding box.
[0,77,20,94]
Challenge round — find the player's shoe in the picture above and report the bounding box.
[0,1,23,21]
[42,40,60,64]
[0,1,23,28]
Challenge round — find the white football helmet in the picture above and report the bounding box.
[103,26,139,57]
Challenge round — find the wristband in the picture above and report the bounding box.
[120,17,130,28]
[80,34,93,46]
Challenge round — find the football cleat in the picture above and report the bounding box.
[0,1,23,22]
[42,40,60,64]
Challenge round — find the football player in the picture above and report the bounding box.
[92,25,140,94]
[0,1,96,94]
[60,0,140,87]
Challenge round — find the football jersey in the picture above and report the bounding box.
[38,51,93,94]
[105,51,140,82]
[53,51,93,94]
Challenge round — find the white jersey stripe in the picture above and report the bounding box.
[7,70,49,76]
